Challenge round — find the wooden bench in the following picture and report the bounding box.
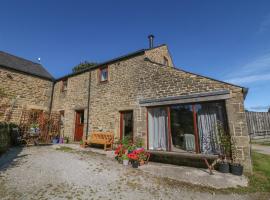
[84,132,114,151]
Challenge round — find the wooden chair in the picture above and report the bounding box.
[84,132,114,151]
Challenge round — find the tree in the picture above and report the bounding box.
[72,61,98,73]
[268,107,270,112]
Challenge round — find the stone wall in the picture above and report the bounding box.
[135,60,252,172]
[144,45,174,67]
[0,67,53,123]
[52,73,89,139]
[50,45,252,172]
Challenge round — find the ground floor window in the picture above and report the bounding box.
[147,101,228,155]
[148,107,169,151]
[120,111,133,140]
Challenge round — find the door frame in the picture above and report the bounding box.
[119,110,134,141]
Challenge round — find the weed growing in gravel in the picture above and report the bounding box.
[55,146,73,152]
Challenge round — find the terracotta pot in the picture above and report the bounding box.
[140,160,144,166]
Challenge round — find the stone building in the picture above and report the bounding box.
[0,42,252,172]
[0,51,53,123]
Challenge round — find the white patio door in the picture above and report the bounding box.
[148,107,169,151]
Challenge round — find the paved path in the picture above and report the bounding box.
[252,144,270,155]
[0,145,264,200]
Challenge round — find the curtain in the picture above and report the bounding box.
[197,104,222,154]
[148,108,168,151]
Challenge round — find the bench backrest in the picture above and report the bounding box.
[89,132,114,143]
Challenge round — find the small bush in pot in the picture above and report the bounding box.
[230,137,244,176]
[217,125,231,173]
[64,136,69,144]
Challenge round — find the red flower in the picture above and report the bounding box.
[128,153,138,160]
[115,144,125,155]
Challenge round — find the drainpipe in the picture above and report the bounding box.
[85,70,92,139]
[48,81,55,116]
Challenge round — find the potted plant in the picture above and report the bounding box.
[52,135,59,144]
[128,152,139,168]
[122,154,129,166]
[134,136,143,148]
[29,123,40,136]
[217,125,231,173]
[230,137,244,176]
[64,136,69,144]
[133,148,148,166]
[114,144,126,163]
[80,139,85,148]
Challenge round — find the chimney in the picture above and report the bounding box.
[148,34,154,49]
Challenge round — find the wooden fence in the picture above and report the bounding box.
[245,112,270,138]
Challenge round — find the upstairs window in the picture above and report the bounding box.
[99,66,108,82]
[61,79,68,92]
[163,56,169,66]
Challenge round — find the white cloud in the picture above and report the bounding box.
[249,105,270,111]
[225,53,270,84]
[225,73,270,84]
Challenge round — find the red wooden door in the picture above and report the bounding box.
[74,110,84,141]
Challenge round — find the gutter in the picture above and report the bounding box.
[48,82,55,115]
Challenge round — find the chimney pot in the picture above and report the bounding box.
[148,34,154,49]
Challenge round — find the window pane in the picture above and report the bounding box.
[80,113,84,124]
[148,107,168,151]
[100,68,108,81]
[170,105,195,152]
[196,102,227,155]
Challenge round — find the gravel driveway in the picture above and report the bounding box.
[0,145,263,200]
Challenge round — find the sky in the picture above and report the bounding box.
[0,0,270,111]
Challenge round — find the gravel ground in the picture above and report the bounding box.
[0,145,264,200]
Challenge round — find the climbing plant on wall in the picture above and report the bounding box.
[0,87,11,121]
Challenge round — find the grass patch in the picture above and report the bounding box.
[252,141,270,146]
[150,151,270,197]
[220,151,270,195]
[248,151,270,192]
[55,146,73,152]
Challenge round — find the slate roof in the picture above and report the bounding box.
[0,51,54,80]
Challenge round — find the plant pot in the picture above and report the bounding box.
[52,139,58,144]
[123,159,129,166]
[139,160,144,166]
[132,160,139,168]
[230,164,243,176]
[218,162,230,173]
